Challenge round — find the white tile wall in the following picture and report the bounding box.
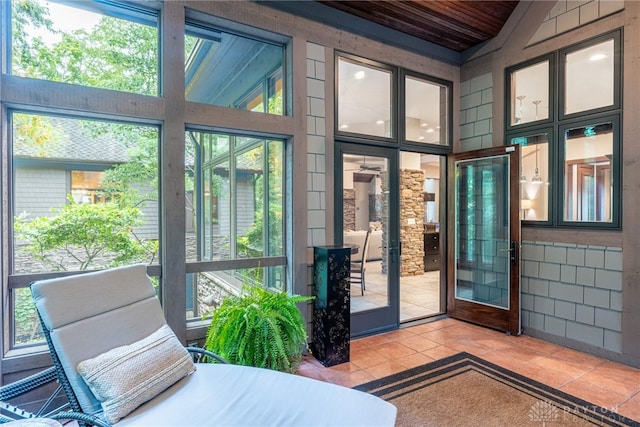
[306,42,326,248]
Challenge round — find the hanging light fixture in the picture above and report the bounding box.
[531,144,544,184]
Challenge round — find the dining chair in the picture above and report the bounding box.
[350,229,371,295]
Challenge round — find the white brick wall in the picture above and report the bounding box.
[528,0,624,45]
[459,73,493,151]
[306,42,326,247]
[521,240,623,352]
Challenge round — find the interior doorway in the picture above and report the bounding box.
[339,145,445,336]
[398,152,446,322]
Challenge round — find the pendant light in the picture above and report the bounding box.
[531,144,543,185]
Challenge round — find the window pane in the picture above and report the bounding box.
[565,39,614,115]
[405,76,449,145]
[563,122,613,223]
[185,131,284,262]
[185,22,285,115]
[71,170,105,204]
[511,134,549,221]
[13,287,42,346]
[267,141,284,256]
[12,113,159,274]
[510,60,549,126]
[187,266,285,320]
[236,145,265,258]
[185,130,285,321]
[338,57,392,138]
[11,0,158,95]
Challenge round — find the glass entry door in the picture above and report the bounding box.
[448,146,521,335]
[337,144,399,337]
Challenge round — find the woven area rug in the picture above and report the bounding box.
[355,352,639,427]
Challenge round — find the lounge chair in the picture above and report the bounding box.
[30,264,396,426]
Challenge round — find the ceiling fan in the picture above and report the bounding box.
[346,155,382,172]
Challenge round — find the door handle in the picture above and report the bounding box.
[498,241,518,264]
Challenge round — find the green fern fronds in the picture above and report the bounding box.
[204,286,313,373]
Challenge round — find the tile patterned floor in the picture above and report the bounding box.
[298,318,640,422]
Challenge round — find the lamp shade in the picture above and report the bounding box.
[520,199,533,210]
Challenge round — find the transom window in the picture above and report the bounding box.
[11,0,159,95]
[336,53,452,148]
[507,30,621,228]
[185,19,286,115]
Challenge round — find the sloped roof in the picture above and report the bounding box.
[13,115,130,164]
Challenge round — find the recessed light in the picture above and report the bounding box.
[427,128,435,133]
[590,53,607,61]
[420,123,428,127]
[339,124,349,129]
[354,70,366,80]
[418,136,425,141]
[376,120,385,125]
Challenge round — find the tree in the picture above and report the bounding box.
[14,197,158,272]
[12,0,158,94]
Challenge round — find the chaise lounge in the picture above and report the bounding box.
[29,264,396,426]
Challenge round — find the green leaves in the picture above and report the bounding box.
[14,197,157,271]
[204,286,312,373]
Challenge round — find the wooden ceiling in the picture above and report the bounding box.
[318,0,520,52]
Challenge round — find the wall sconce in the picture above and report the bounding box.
[520,199,533,218]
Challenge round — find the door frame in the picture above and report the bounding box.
[447,145,521,335]
[335,142,400,337]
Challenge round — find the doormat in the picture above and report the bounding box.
[355,352,639,426]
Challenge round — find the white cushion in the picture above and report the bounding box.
[31,264,168,416]
[77,325,196,424]
[115,363,397,426]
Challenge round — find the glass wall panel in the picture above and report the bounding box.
[11,112,159,347]
[185,130,285,312]
[509,60,549,126]
[12,112,159,274]
[337,57,392,138]
[405,76,449,145]
[11,0,158,95]
[185,21,285,115]
[342,153,389,313]
[565,39,614,115]
[511,134,550,221]
[455,156,510,309]
[563,122,613,223]
[187,266,285,320]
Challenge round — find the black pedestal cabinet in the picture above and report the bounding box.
[311,245,351,367]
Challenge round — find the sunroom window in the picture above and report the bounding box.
[185,131,285,320]
[11,0,159,95]
[185,20,286,115]
[10,111,159,347]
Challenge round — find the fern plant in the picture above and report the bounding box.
[204,286,313,373]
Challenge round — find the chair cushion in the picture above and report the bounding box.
[31,264,169,415]
[115,363,397,426]
[77,325,196,424]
